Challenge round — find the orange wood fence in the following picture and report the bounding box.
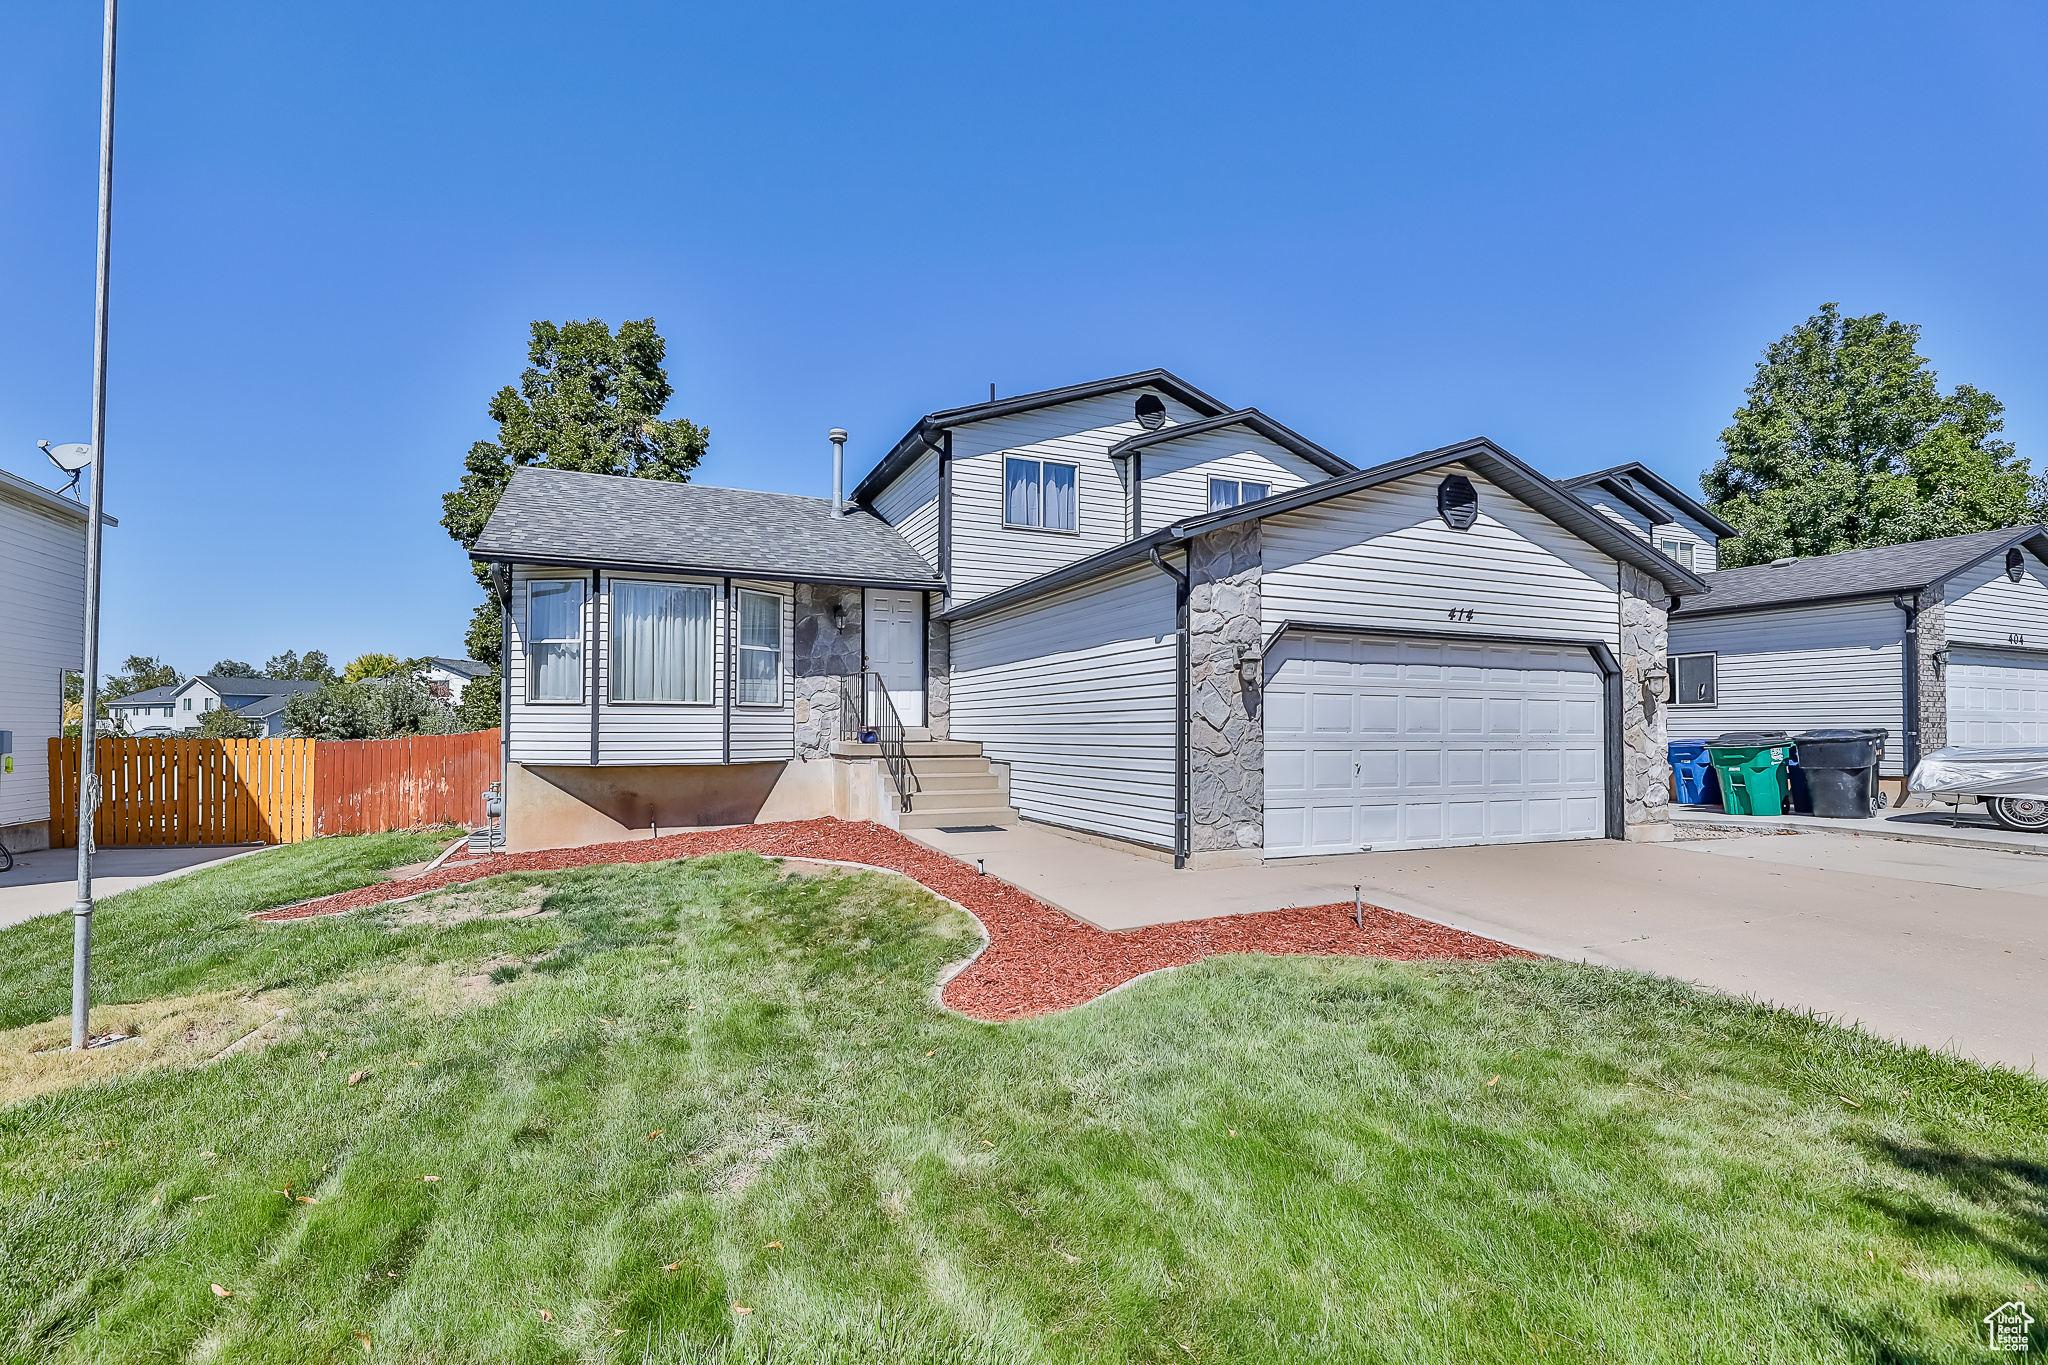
[48,730,500,847]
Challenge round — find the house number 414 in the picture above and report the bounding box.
[1447,608,1477,623]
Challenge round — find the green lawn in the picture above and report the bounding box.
[1,833,2044,1363]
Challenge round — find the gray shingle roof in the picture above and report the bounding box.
[108,676,320,709]
[231,693,298,719]
[428,657,493,679]
[471,469,942,588]
[1677,526,2048,616]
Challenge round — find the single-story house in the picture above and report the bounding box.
[0,467,116,853]
[424,657,491,703]
[107,675,319,737]
[1665,525,2048,798]
[470,370,1705,863]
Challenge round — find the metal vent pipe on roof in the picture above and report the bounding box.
[829,428,848,519]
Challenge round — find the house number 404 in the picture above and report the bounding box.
[1447,608,1477,623]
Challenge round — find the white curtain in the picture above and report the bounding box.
[1005,457,1040,527]
[736,590,781,705]
[611,581,712,702]
[1043,462,1076,531]
[527,579,585,702]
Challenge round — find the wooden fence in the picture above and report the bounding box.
[48,730,500,848]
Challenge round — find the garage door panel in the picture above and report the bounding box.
[1265,634,1608,856]
[1947,648,2048,746]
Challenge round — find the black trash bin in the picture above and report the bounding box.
[1790,728,1887,819]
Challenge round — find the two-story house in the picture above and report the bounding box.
[471,370,1707,864]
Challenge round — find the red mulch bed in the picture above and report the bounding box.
[257,818,1537,1020]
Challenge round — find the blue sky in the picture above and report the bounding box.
[3,1,2043,674]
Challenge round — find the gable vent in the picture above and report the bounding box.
[1437,475,1478,530]
[2008,547,2026,583]
[1134,393,1166,430]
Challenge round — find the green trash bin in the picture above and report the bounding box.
[1706,731,1794,816]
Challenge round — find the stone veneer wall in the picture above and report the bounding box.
[925,601,950,739]
[1187,524,1263,859]
[1914,586,1947,756]
[1619,563,1673,839]
[792,584,864,760]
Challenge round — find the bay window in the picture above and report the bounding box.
[610,580,713,703]
[526,578,586,702]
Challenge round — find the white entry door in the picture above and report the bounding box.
[1264,633,1607,856]
[863,588,925,727]
[1947,647,2048,745]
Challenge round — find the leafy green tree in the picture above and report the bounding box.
[454,672,501,733]
[265,650,337,682]
[342,653,404,685]
[196,705,262,738]
[209,660,260,678]
[284,682,380,740]
[103,655,181,700]
[1704,303,2045,567]
[442,318,707,669]
[283,668,458,740]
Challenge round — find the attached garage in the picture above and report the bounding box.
[1947,647,2048,745]
[1264,633,1611,856]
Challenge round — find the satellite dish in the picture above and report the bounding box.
[40,442,95,473]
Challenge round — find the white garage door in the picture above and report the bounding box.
[1948,647,2048,745]
[1264,634,1607,856]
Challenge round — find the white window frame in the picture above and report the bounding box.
[1667,651,1717,706]
[607,577,717,706]
[525,577,588,705]
[1660,537,1696,570]
[182,697,192,711]
[734,588,784,708]
[1002,456,1079,534]
[1209,477,1271,512]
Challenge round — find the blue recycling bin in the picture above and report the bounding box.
[1668,740,1720,805]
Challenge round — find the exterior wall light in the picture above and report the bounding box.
[1236,644,1262,688]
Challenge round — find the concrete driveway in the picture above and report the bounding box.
[0,845,268,931]
[916,823,2048,1073]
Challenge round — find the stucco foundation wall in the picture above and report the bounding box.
[1188,523,1262,863]
[1621,563,1673,841]
[504,758,894,851]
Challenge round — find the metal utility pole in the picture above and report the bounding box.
[73,0,118,1052]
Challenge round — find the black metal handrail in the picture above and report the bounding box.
[840,672,919,812]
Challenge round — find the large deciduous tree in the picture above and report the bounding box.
[1704,303,2044,567]
[441,318,708,678]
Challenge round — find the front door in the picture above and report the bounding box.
[863,588,925,727]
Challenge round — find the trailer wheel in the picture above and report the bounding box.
[1987,796,2048,833]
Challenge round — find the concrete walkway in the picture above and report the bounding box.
[0,845,268,931]
[1673,801,2048,855]
[911,822,2048,1073]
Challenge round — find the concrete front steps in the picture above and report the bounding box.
[828,736,1020,830]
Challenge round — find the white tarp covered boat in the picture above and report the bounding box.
[1907,746,2048,832]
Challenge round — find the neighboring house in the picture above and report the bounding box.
[1560,463,1737,573]
[470,369,1705,862]
[423,657,492,703]
[1665,526,2048,797]
[0,468,115,853]
[106,675,319,738]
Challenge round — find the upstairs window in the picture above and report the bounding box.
[1004,457,1077,532]
[1666,652,1717,706]
[1660,537,1696,570]
[527,578,587,702]
[1209,477,1270,512]
[736,590,783,706]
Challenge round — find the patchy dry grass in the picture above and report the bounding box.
[0,833,2045,1364]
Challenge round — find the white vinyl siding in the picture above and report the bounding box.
[1654,520,1718,573]
[1261,467,1623,647]
[727,581,794,762]
[946,388,1213,605]
[1945,546,2048,649]
[1577,495,1719,573]
[869,448,941,568]
[1136,431,1322,533]
[508,566,596,764]
[950,563,1179,848]
[1666,598,1907,775]
[0,485,90,832]
[594,570,726,765]
[1265,636,1606,856]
